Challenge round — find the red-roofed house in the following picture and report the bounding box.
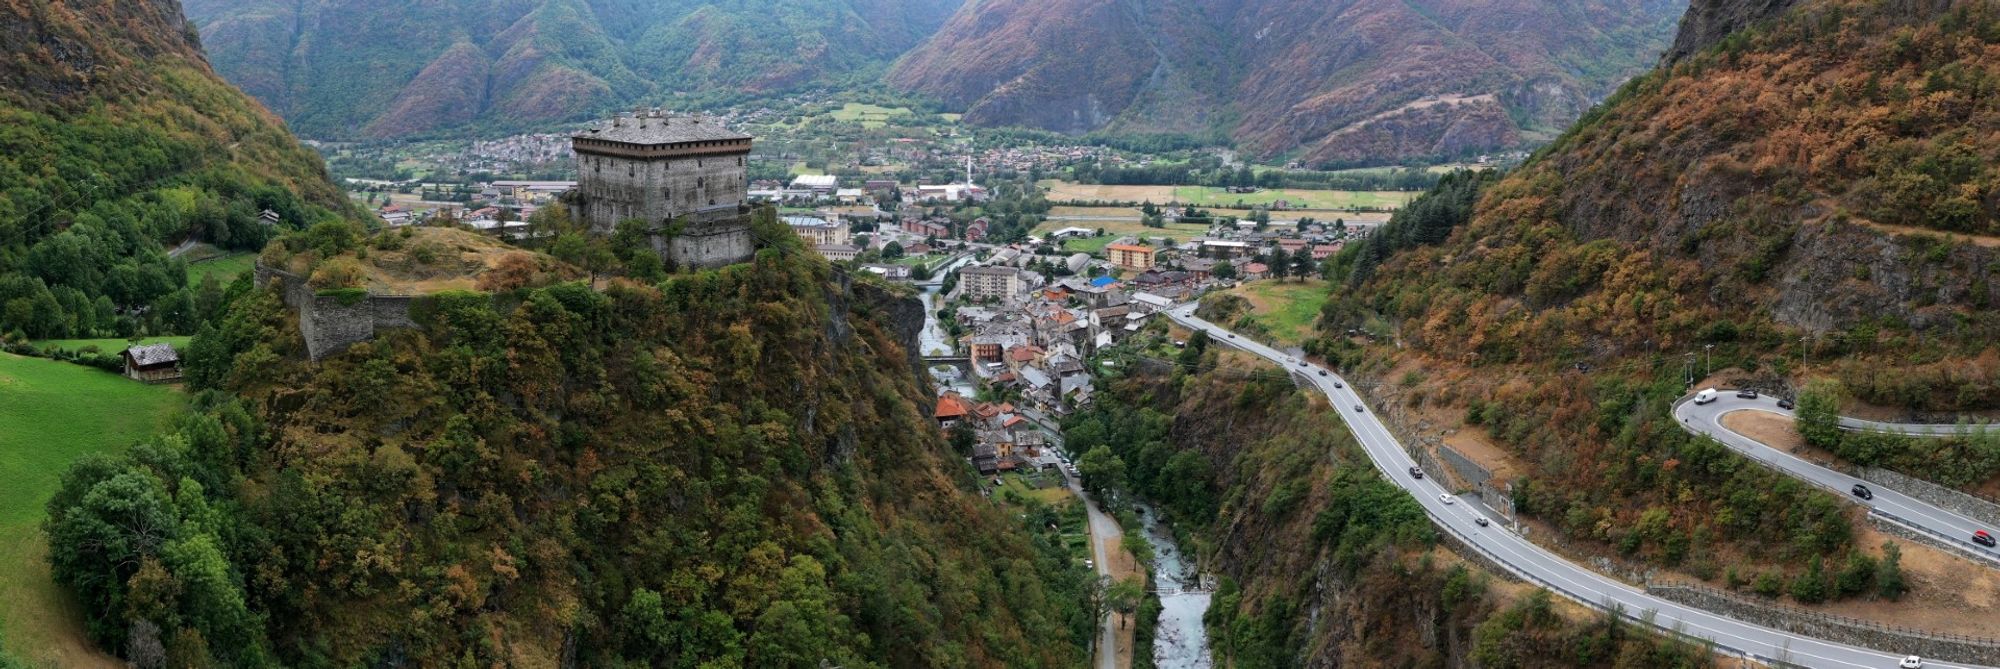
[934,392,971,428]
[1242,262,1271,280]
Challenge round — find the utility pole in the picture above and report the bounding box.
[1683,352,1695,388]
[1800,336,1809,373]
[1704,344,1714,377]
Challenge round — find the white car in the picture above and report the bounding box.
[1439,494,1455,505]
[1900,657,1923,669]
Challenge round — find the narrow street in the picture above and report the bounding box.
[1068,474,1130,669]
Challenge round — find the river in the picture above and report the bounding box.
[1137,504,1213,668]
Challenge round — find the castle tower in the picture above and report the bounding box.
[572,109,755,269]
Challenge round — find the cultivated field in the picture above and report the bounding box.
[1039,180,1416,210]
[0,353,182,666]
[827,103,914,129]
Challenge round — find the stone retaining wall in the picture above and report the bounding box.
[1645,581,2000,666]
[256,263,421,361]
[1869,511,2000,567]
[1859,466,2000,528]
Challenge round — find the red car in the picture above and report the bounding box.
[1976,530,1997,548]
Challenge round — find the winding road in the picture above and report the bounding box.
[1166,304,1988,669]
[1674,396,2000,565]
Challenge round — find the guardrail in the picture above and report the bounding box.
[1650,578,2000,648]
[1873,508,2000,567]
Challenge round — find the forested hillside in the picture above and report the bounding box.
[889,0,1684,165]
[1065,345,1714,666]
[0,0,351,342]
[181,0,965,139]
[1317,0,2000,600]
[44,220,1093,665]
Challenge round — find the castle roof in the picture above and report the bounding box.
[574,113,750,146]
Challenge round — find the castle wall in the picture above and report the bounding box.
[671,223,757,270]
[574,150,749,235]
[255,264,421,361]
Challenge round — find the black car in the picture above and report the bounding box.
[1975,531,1997,547]
[1409,466,1424,479]
[1851,484,1874,500]
[1736,389,1759,399]
[1353,404,1364,412]
[1317,370,1327,377]
[1777,398,1795,410]
[1333,381,1344,389]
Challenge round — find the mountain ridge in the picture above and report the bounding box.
[889,0,1687,165]
[181,0,966,139]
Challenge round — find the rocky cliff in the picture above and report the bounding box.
[1661,0,1801,63]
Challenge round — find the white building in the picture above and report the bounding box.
[791,174,838,195]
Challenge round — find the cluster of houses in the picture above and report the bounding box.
[932,393,1057,476]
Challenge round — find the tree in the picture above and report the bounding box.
[1266,249,1291,281]
[1876,542,1907,600]
[1796,379,1846,452]
[1789,556,1827,604]
[1076,446,1126,497]
[1212,262,1237,281]
[883,241,905,259]
[1105,577,1143,629]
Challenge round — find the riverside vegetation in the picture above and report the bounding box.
[1065,334,1718,667]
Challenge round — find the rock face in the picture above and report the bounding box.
[181,0,965,139]
[1661,0,1801,63]
[0,0,207,106]
[889,0,1685,166]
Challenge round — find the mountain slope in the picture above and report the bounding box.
[1317,0,2000,585]
[45,225,1095,665]
[181,0,965,139]
[0,0,350,340]
[888,0,1684,165]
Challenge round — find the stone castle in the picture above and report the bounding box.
[572,110,755,269]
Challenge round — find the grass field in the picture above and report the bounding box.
[1063,236,1118,254]
[1034,215,1209,239]
[34,336,192,354]
[1228,279,1333,345]
[892,254,947,268]
[187,251,256,285]
[827,103,913,129]
[1040,180,1415,210]
[0,353,182,666]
